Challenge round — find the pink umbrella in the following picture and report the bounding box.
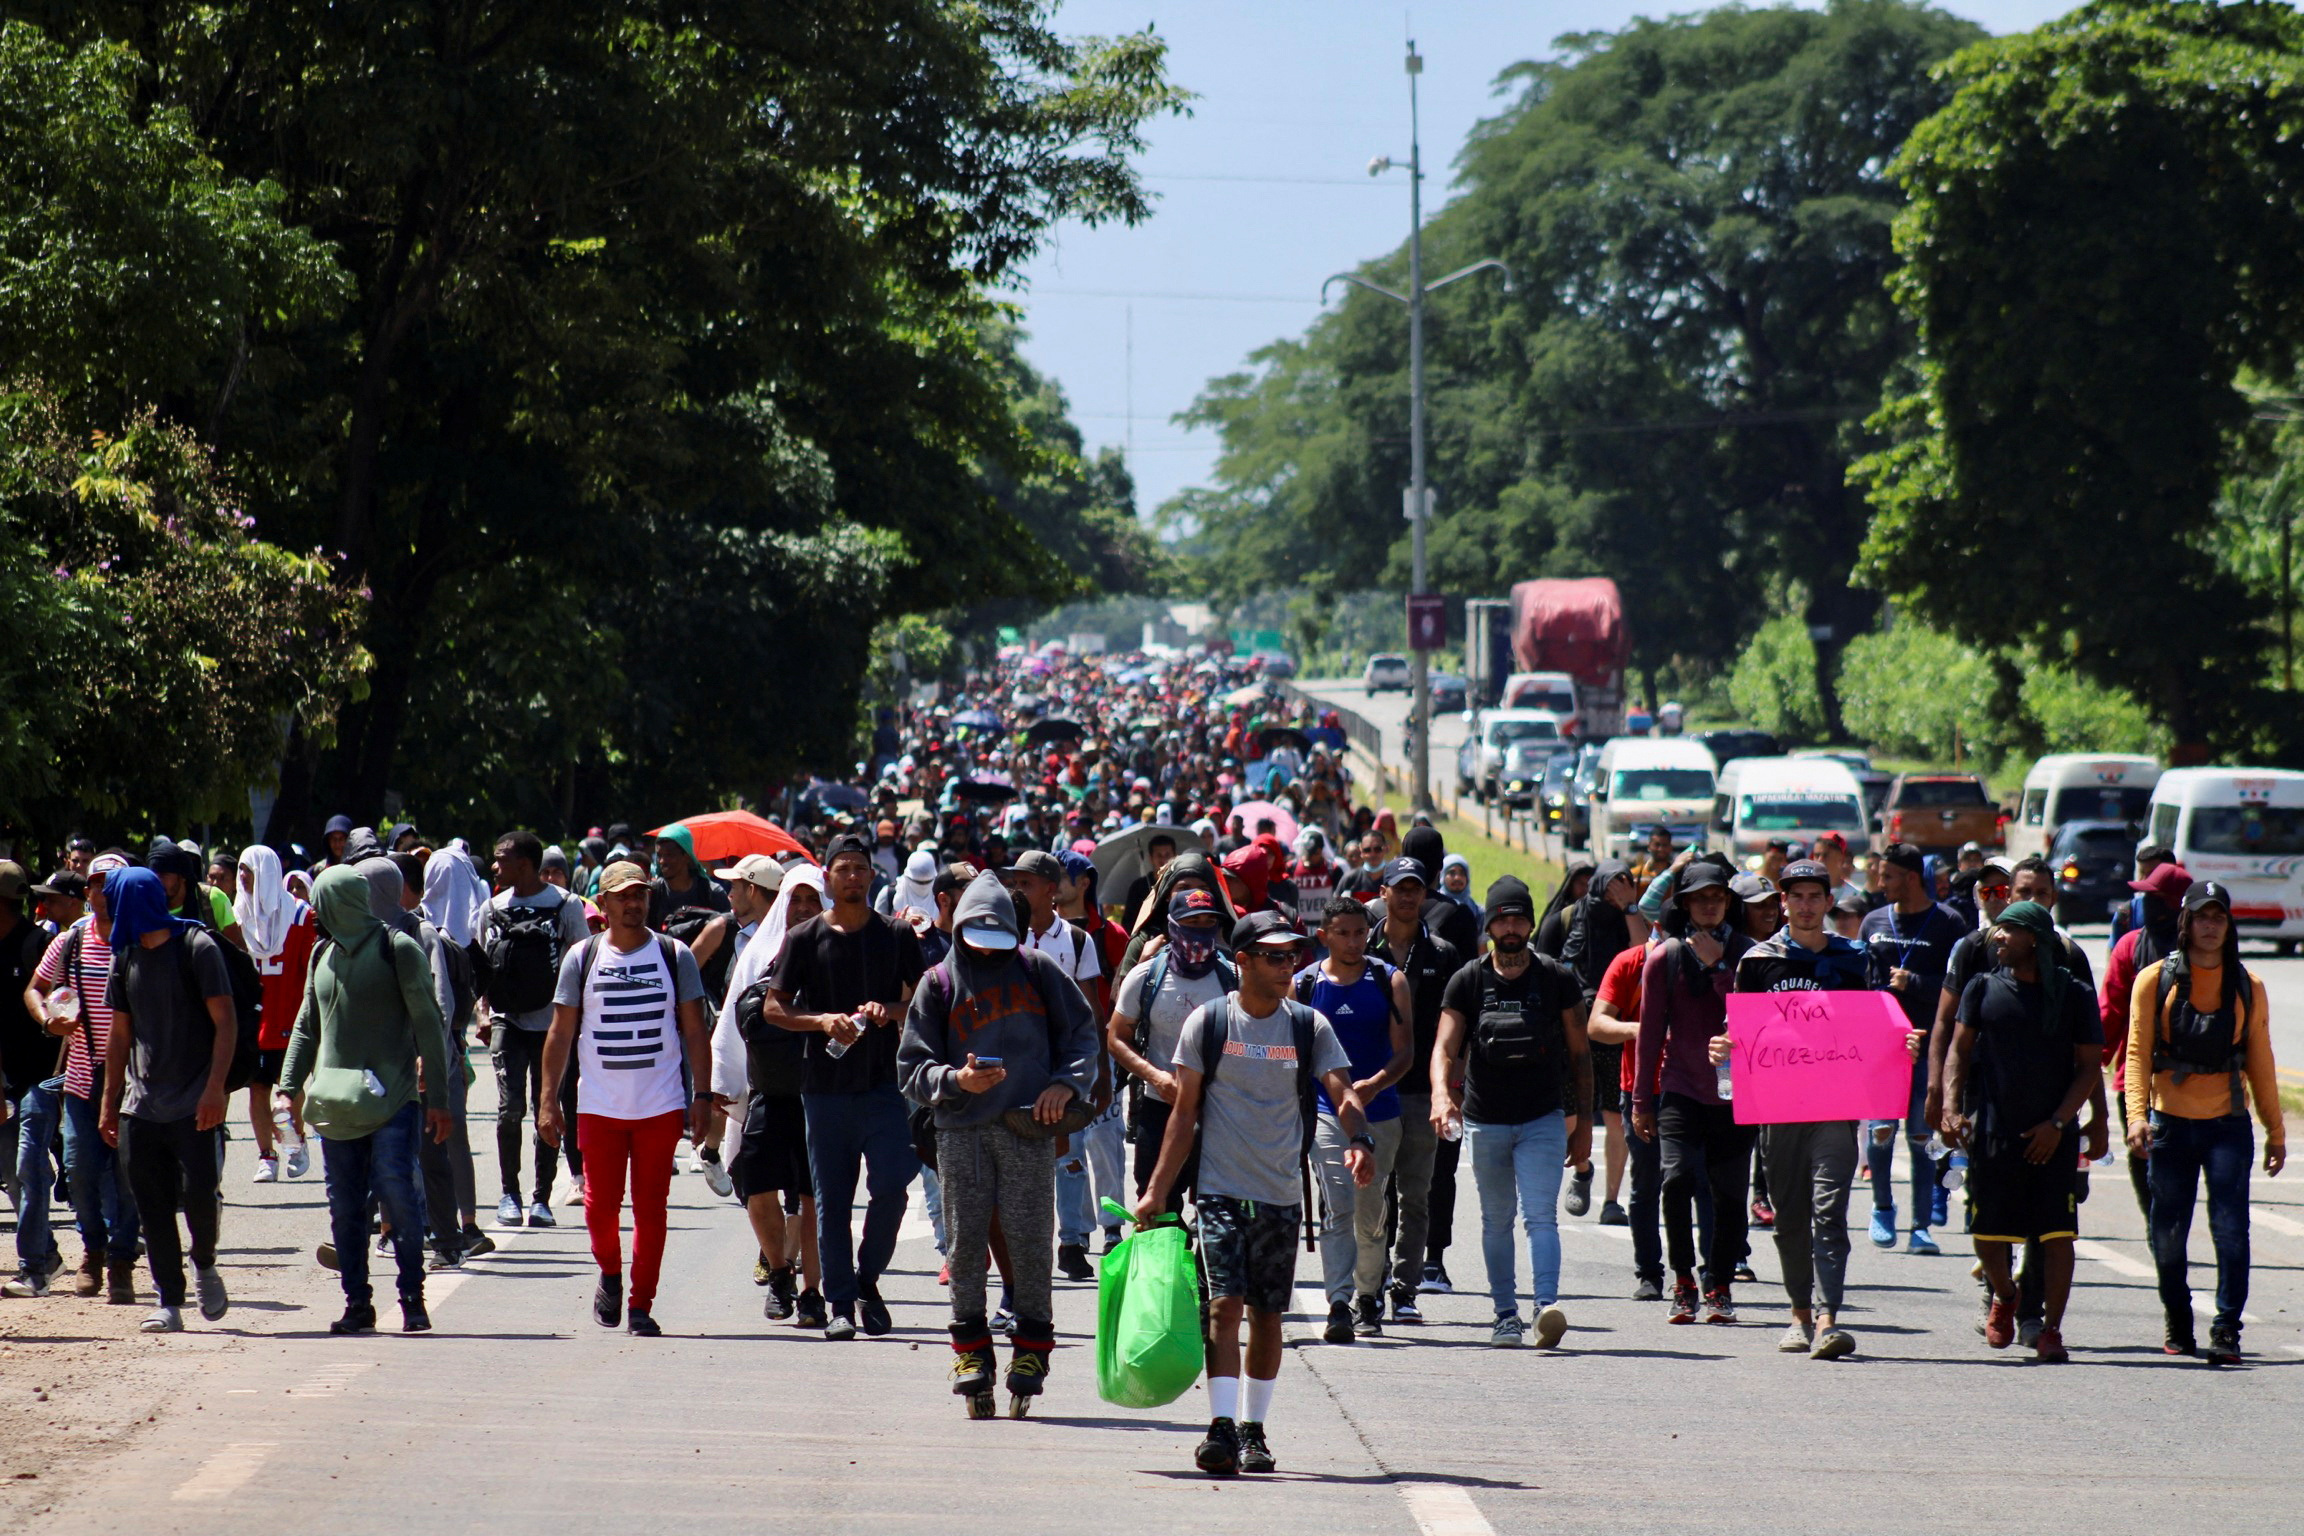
[1227,800,1300,846]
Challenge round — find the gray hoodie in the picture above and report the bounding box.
[899,871,1097,1128]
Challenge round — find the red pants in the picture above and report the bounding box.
[577,1109,684,1311]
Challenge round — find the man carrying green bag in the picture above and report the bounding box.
[1094,1197,1201,1408]
[1135,911,1374,1478]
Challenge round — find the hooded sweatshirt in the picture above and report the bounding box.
[1561,858,1635,1002]
[102,867,234,1122]
[279,865,450,1135]
[358,855,455,1039]
[899,871,1096,1128]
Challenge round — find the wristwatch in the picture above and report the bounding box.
[1349,1133,1377,1152]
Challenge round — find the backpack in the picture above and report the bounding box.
[733,971,808,1099]
[1196,996,1322,1157]
[1130,949,1240,1059]
[482,891,571,1014]
[663,907,735,1007]
[2154,951,2252,1113]
[167,927,263,1094]
[1469,959,1565,1074]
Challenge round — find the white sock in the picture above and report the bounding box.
[1243,1374,1275,1426]
[1208,1375,1240,1422]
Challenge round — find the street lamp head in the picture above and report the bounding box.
[1405,44,1422,75]
[1368,155,1393,177]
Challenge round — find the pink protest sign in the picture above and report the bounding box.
[1724,991,1915,1126]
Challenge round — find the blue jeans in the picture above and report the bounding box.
[61,1089,138,1258]
[920,1166,948,1254]
[321,1101,429,1308]
[803,1086,920,1310]
[11,1079,64,1274]
[1864,1056,1935,1223]
[2148,1112,2255,1331]
[1056,1107,1125,1246]
[1465,1111,1569,1315]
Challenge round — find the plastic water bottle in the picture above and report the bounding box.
[1714,1054,1733,1102]
[1925,1133,1966,1191]
[45,985,79,1025]
[824,1012,865,1060]
[1440,1109,1463,1142]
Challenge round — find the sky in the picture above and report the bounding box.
[1011,0,2078,524]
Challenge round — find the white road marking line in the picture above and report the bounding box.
[172,1442,277,1501]
[285,1361,375,1399]
[2284,1344,2304,1357]
[2072,1238,2153,1279]
[1400,1482,1496,1536]
[1561,1223,1632,1242]
[2253,1205,2304,1239]
[896,1211,936,1247]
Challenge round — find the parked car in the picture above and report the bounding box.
[1456,709,1567,801]
[1363,653,1411,693]
[1879,773,2004,855]
[1793,748,1893,822]
[1252,650,1295,679]
[1695,728,1782,765]
[1566,739,1610,849]
[1538,751,1586,844]
[2048,818,2139,926]
[1429,671,1468,713]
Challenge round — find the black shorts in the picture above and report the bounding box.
[249,1047,286,1087]
[1588,1043,1623,1114]
[732,1092,810,1200]
[1195,1193,1299,1314]
[1968,1132,2080,1243]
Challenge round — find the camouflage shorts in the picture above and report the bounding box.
[1196,1193,1300,1315]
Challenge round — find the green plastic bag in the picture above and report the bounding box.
[1094,1198,1204,1409]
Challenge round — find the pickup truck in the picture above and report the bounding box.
[1879,773,2005,855]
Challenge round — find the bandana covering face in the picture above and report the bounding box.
[1165,920,1219,979]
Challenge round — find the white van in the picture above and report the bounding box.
[1726,758,1872,858]
[1500,671,1580,733]
[2007,754,2161,861]
[1590,738,1719,858]
[2144,768,2304,949]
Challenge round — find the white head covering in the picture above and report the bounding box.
[754,860,827,974]
[890,849,937,920]
[422,846,489,948]
[233,845,295,961]
[711,860,829,1124]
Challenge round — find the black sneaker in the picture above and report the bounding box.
[1419,1261,1452,1294]
[627,1309,662,1338]
[1389,1283,1422,1323]
[764,1266,797,1321]
[2205,1323,2242,1366]
[594,1273,624,1329]
[1195,1416,1241,1477]
[1353,1293,1384,1338]
[400,1298,431,1334]
[459,1227,497,1259]
[1323,1299,1355,1343]
[858,1282,892,1337]
[329,1302,377,1336]
[1598,1200,1629,1226]
[794,1287,828,1329]
[1056,1243,1095,1282]
[1237,1421,1276,1474]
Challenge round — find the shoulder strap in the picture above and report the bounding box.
[1198,998,1232,1084]
[1285,998,1321,1148]
[573,933,605,1034]
[1134,952,1171,1055]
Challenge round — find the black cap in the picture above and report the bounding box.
[1677,861,1729,895]
[1007,849,1063,881]
[1879,842,1926,876]
[1777,859,1831,893]
[822,833,873,866]
[1170,887,1223,921]
[32,870,88,900]
[1831,893,1869,918]
[932,862,978,897]
[1380,856,1429,889]
[1232,910,1303,951]
[1729,872,1778,903]
[1484,875,1535,924]
[2182,879,2234,913]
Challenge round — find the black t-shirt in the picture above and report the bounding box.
[1942,932,1994,1010]
[1369,923,1461,1096]
[768,911,926,1094]
[1441,954,1577,1126]
[1956,971,2100,1146]
[2,919,55,1095]
[648,874,729,930]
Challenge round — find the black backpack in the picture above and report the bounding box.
[2155,951,2252,1113]
[1196,996,1322,1156]
[663,908,736,1007]
[482,891,572,1014]
[167,928,263,1093]
[733,971,808,1099]
[1470,959,1565,1074]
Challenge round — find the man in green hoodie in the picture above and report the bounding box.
[278,866,452,1336]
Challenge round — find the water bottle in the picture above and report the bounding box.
[1925,1133,1966,1191]
[1714,1054,1733,1102]
[46,985,79,1025]
[824,1012,865,1060]
[1440,1108,1464,1142]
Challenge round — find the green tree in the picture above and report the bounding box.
[1857,0,2304,752]
[1726,616,1827,742]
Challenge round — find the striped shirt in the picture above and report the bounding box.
[552,934,706,1121]
[33,917,115,1100]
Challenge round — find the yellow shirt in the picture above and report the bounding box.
[2124,959,2284,1142]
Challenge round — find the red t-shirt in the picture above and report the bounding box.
[1596,943,1648,1096]
[255,906,319,1050]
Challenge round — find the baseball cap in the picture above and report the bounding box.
[1677,861,1729,895]
[0,861,27,901]
[822,833,873,867]
[2131,862,2192,904]
[2182,879,2233,913]
[1169,887,1222,922]
[1777,860,1831,893]
[1008,849,1063,882]
[723,854,785,894]
[1764,836,1792,853]
[1231,910,1303,953]
[1879,842,1926,877]
[959,912,1020,949]
[1380,856,1429,889]
[598,861,652,895]
[33,869,89,901]
[1974,857,2013,884]
[1812,830,1848,853]
[1958,840,1984,857]
[1730,871,1779,902]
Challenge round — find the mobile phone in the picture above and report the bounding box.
[974,1056,1004,1068]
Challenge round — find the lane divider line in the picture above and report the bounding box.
[1400,1482,1497,1536]
[172,1442,277,1501]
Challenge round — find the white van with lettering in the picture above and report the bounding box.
[1726,758,1871,858]
[2144,767,2304,952]
[2007,753,2161,862]
[1589,738,1719,858]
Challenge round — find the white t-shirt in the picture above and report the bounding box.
[1114,955,1230,1073]
[1025,915,1100,988]
[553,934,706,1122]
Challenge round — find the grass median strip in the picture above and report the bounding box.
[1377,784,1567,899]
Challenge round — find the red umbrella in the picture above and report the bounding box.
[652,810,814,866]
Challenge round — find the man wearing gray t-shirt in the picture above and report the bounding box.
[1136,911,1370,1481]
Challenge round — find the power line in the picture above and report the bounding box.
[1144,172,1390,187]
[1027,287,1322,305]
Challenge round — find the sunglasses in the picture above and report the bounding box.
[1241,946,1301,965]
[1978,883,2011,898]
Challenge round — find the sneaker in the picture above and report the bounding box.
[1633,1276,1664,1303]
[426,1245,465,1273]
[2018,1318,2043,1349]
[328,1303,376,1335]
[1056,1243,1094,1282]
[1907,1227,1941,1257]
[686,1146,710,1176]
[1703,1288,1736,1324]
[1930,1183,1950,1229]
[1353,1294,1384,1338]
[1749,1197,1774,1229]
[1195,1416,1241,1477]
[316,1241,339,1271]
[2164,1318,2197,1356]
[1102,1227,1125,1254]
[1868,1208,1896,1248]
[1668,1282,1699,1323]
[1489,1313,1525,1348]
[1389,1283,1422,1323]
[193,1264,229,1322]
[284,1143,310,1179]
[794,1287,828,1329]
[1419,1261,1453,1295]
[1533,1303,1568,1348]
[1811,1328,1856,1361]
[2205,1323,2242,1366]
[990,1308,1016,1336]
[252,1156,279,1183]
[1565,1166,1594,1217]
[594,1274,623,1329]
[2033,1324,2068,1364]
[401,1297,432,1334]
[858,1283,892,1337]
[627,1309,662,1337]
[460,1228,496,1259]
[1324,1299,1355,1343]
[937,1260,950,1286]
[1236,1421,1276,1474]
[1598,1199,1629,1226]
[496,1194,524,1227]
[765,1267,797,1321]
[700,1153,733,1199]
[825,1309,857,1342]
[1779,1320,1815,1353]
[141,1304,185,1333]
[527,1200,557,1229]
[754,1255,773,1285]
[1,1270,49,1299]
[1984,1296,2016,1349]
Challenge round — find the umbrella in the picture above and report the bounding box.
[1025,716,1086,748]
[653,809,813,865]
[1226,800,1300,845]
[954,777,1020,805]
[1223,683,1266,708]
[1258,724,1313,755]
[1091,823,1206,897]
[952,709,1002,733]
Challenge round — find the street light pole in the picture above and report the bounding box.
[1324,42,1508,817]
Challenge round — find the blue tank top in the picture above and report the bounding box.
[1295,961,1402,1122]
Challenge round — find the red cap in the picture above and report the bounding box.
[2129,862,2192,902]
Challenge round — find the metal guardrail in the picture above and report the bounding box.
[1277,681,1385,762]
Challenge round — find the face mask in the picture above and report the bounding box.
[1166,921,1219,979]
